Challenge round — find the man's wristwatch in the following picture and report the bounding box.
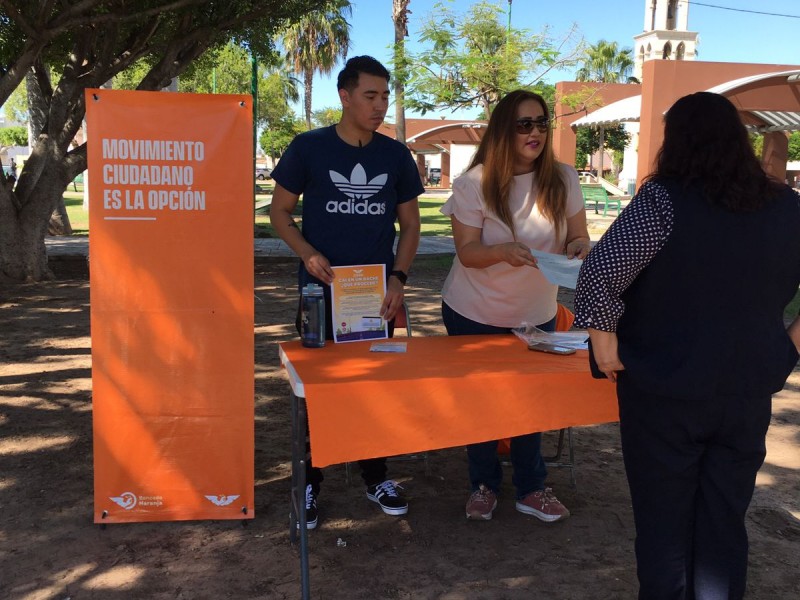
[390,270,408,285]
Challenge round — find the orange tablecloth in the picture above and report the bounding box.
[278,335,619,467]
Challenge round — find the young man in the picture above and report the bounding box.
[270,56,423,529]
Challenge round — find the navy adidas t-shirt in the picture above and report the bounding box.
[271,126,424,287]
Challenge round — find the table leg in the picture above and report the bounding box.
[289,391,310,599]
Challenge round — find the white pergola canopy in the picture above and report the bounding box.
[570,70,800,133]
[571,95,642,128]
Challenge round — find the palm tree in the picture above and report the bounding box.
[576,40,636,84]
[392,0,411,144]
[575,40,636,183]
[279,0,352,129]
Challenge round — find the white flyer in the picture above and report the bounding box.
[531,250,583,289]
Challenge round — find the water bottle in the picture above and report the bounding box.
[301,283,326,348]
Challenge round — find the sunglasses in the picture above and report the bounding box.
[516,117,550,134]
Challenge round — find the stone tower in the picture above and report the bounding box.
[633,0,698,81]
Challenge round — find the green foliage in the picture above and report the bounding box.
[750,133,763,158]
[575,40,636,84]
[0,0,352,280]
[180,43,256,94]
[2,80,27,124]
[405,0,582,118]
[259,116,304,158]
[113,42,298,135]
[260,71,299,129]
[312,107,342,127]
[0,1,343,109]
[788,132,800,161]
[112,60,154,90]
[750,132,800,161]
[574,125,630,169]
[0,126,27,146]
[278,0,351,127]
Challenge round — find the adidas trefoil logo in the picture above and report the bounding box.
[329,164,387,200]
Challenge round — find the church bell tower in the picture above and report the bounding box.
[633,0,698,81]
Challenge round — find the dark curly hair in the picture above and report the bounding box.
[647,92,783,211]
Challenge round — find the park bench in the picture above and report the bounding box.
[580,183,621,216]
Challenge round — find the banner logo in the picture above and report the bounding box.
[109,492,138,510]
[205,494,240,507]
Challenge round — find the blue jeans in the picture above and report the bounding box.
[441,302,555,499]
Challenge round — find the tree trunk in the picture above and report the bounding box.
[304,67,313,130]
[482,98,492,120]
[392,0,410,145]
[0,171,66,282]
[26,70,47,144]
[27,69,73,236]
[1,111,77,281]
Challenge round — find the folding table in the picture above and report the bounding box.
[278,334,619,599]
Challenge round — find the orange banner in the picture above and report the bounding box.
[87,90,254,523]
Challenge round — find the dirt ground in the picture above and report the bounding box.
[1,256,798,600]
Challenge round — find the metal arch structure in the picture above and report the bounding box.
[379,119,488,188]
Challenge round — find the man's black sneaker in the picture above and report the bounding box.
[298,484,318,530]
[366,480,408,516]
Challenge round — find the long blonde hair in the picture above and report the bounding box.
[469,90,567,239]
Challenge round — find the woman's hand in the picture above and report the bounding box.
[498,242,537,267]
[566,237,591,259]
[565,209,590,259]
[588,328,625,382]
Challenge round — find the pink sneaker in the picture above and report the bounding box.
[466,484,498,520]
[515,487,570,522]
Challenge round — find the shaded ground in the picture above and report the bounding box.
[1,256,798,599]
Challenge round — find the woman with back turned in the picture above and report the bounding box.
[575,92,800,599]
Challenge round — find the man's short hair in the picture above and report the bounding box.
[336,56,390,91]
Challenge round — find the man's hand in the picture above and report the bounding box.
[380,276,405,322]
[302,251,334,285]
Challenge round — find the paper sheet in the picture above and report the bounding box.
[330,264,389,343]
[531,250,583,289]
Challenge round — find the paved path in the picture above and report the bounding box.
[44,212,621,259]
[44,234,457,259]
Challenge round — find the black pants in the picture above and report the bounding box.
[296,296,394,493]
[617,375,771,600]
[306,451,387,493]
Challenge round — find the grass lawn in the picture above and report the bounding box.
[60,185,800,320]
[64,188,88,234]
[254,193,451,238]
[64,183,451,239]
